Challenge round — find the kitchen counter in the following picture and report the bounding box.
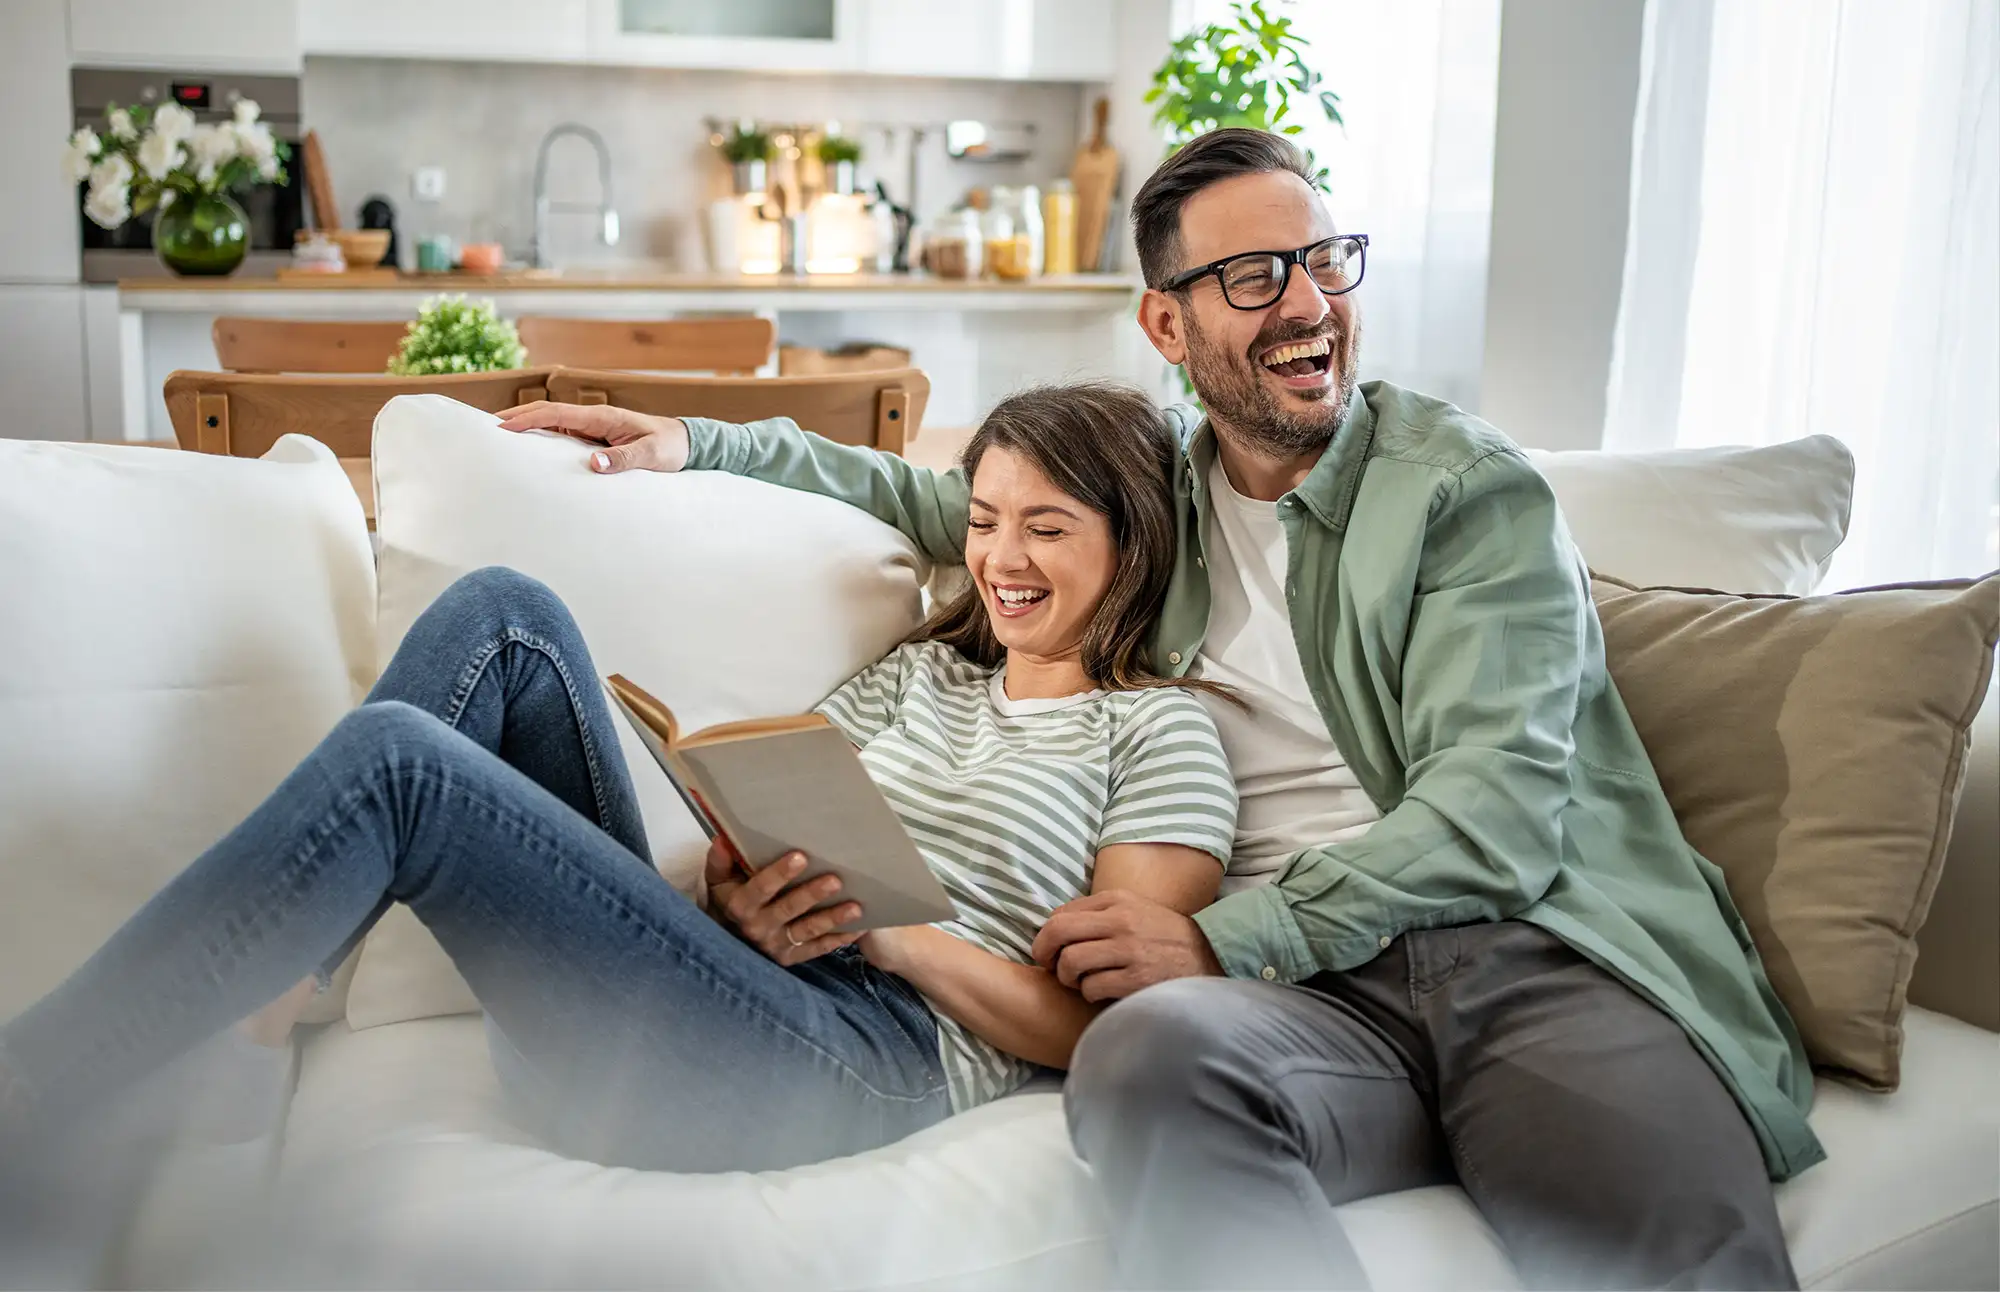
[112,269,1163,441]
[118,271,1141,315]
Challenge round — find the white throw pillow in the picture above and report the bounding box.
[0,437,375,1021]
[351,395,927,1028]
[1525,436,1854,595]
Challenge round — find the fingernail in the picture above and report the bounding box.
[786,853,807,873]
[593,452,610,471]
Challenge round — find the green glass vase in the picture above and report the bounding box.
[155,191,249,276]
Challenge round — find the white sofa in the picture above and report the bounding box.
[2,403,1995,1291]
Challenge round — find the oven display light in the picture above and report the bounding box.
[170,81,210,109]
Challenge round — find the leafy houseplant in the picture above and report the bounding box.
[1145,0,1341,182]
[62,99,289,275]
[387,297,527,375]
[720,126,775,165]
[815,135,862,166]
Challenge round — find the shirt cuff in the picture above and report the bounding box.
[1192,884,1318,984]
[680,416,748,473]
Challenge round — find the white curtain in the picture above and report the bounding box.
[1188,0,1502,410]
[1607,0,1999,588]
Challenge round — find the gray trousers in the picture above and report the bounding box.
[1064,921,1796,1291]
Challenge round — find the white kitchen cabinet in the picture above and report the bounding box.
[0,287,90,441]
[861,0,1112,81]
[585,0,861,72]
[301,0,589,64]
[0,0,82,284]
[68,0,301,72]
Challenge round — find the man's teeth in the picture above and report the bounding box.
[996,588,1049,605]
[1261,337,1331,368]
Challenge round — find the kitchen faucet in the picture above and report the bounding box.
[531,123,619,270]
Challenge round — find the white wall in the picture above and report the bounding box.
[1479,0,1644,450]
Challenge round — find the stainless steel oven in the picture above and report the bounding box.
[72,67,306,282]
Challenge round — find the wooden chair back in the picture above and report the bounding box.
[211,318,411,374]
[516,316,776,374]
[547,366,929,454]
[164,367,558,459]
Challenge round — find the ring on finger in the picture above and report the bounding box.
[785,926,804,948]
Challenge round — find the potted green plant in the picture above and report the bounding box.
[816,134,863,196]
[720,124,776,195]
[387,296,527,375]
[1145,0,1341,184]
[61,99,290,276]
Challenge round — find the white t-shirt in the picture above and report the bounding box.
[1192,457,1381,894]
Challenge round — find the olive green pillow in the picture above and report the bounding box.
[1591,573,1999,1088]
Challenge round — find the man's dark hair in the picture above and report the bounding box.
[1131,128,1317,290]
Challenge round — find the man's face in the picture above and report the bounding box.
[1141,170,1361,459]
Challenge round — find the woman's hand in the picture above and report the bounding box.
[494,401,691,474]
[702,839,862,966]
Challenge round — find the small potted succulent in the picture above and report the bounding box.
[720,124,775,195]
[62,98,288,276]
[816,134,863,196]
[387,296,527,375]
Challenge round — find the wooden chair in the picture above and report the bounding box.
[164,367,559,521]
[211,318,412,373]
[515,316,775,375]
[547,366,929,454]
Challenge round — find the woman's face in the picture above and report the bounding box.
[965,447,1118,662]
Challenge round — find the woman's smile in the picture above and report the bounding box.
[990,583,1052,618]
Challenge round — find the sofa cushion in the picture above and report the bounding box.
[1527,436,1854,594]
[352,394,927,1028]
[200,1007,1995,1290]
[1592,575,2000,1086]
[0,436,375,1021]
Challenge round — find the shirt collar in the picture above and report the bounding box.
[1182,383,1378,533]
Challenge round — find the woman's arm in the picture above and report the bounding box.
[860,842,1221,1070]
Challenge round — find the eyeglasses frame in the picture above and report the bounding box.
[1159,233,1370,310]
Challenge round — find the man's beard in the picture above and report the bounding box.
[1181,308,1360,460]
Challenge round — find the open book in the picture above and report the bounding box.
[604,674,959,931]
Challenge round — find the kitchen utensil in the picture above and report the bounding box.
[302,130,340,232]
[1069,98,1120,273]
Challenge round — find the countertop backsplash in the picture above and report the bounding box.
[302,56,1086,272]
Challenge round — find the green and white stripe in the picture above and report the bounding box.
[819,641,1238,1110]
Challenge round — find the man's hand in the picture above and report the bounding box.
[495,401,691,474]
[1031,890,1224,1002]
[703,839,861,966]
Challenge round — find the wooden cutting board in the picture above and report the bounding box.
[1070,97,1120,273]
[302,130,340,231]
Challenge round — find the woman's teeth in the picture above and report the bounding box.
[995,587,1048,606]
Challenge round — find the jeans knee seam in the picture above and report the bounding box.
[444,628,620,839]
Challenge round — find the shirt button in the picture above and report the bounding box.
[1260,966,1278,981]
[1195,556,1205,568]
[1168,651,1182,665]
[1378,935,1392,949]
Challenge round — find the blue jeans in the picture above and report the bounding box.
[0,567,948,1173]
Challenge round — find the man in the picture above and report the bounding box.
[502,129,1821,1289]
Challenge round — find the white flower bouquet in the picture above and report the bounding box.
[63,98,289,231]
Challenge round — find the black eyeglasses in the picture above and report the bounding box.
[1161,234,1369,310]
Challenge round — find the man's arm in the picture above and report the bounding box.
[682,416,970,566]
[1195,448,1587,982]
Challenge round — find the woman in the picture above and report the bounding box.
[0,382,1236,1180]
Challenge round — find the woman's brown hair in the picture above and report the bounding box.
[918,381,1235,704]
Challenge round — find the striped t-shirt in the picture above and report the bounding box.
[816,640,1238,1111]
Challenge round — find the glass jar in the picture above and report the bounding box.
[985,186,1038,281]
[921,209,984,279]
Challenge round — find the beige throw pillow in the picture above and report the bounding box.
[1591,573,2000,1088]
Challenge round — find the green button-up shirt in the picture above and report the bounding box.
[684,380,1825,1180]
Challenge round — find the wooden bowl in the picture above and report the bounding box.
[298,228,391,269]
